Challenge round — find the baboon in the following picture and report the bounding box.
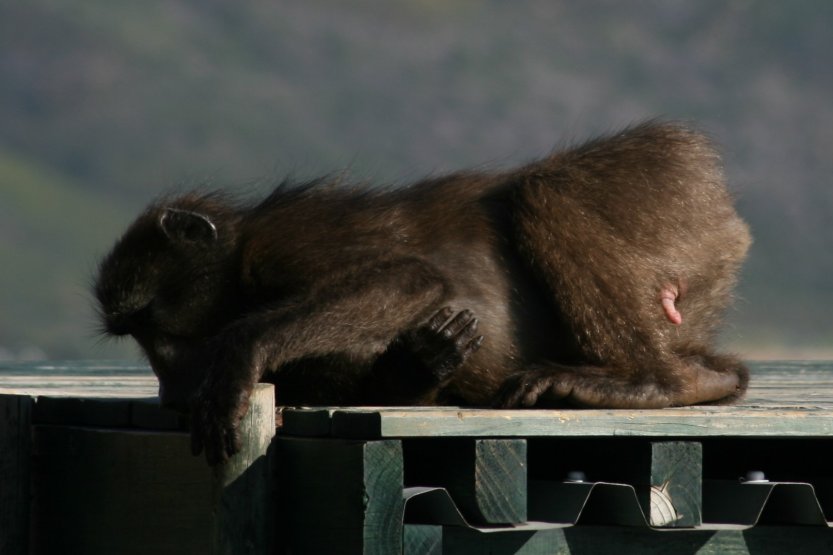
[94,121,751,465]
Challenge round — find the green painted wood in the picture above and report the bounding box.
[277,362,833,439]
[443,526,566,555]
[0,360,156,398]
[4,360,833,407]
[32,396,186,430]
[276,437,404,555]
[211,384,276,555]
[644,441,702,527]
[279,407,335,436]
[5,360,833,438]
[430,525,833,554]
[0,395,32,555]
[33,396,134,426]
[405,439,527,525]
[130,397,187,430]
[31,425,213,555]
[403,524,443,555]
[323,404,833,439]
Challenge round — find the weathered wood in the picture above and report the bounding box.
[0,360,156,397]
[322,404,833,439]
[405,438,527,524]
[644,442,702,527]
[33,396,134,426]
[6,360,833,438]
[130,397,187,430]
[6,360,833,554]
[32,396,185,430]
[0,395,32,555]
[5,360,833,406]
[270,362,833,439]
[276,437,404,555]
[404,524,443,555]
[428,525,833,555]
[211,384,276,555]
[31,426,213,555]
[279,407,335,436]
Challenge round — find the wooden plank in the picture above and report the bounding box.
[211,384,276,555]
[0,360,156,397]
[0,360,150,374]
[130,397,187,430]
[276,437,404,555]
[432,525,833,554]
[33,396,134,427]
[31,426,213,555]
[32,396,184,430]
[644,442,702,527]
[403,525,443,555]
[0,395,32,555]
[5,359,833,437]
[326,405,833,439]
[404,439,527,524]
[444,526,569,555]
[3,359,833,406]
[279,407,335,436]
[276,361,833,439]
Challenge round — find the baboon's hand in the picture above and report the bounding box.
[189,366,253,466]
[405,307,484,381]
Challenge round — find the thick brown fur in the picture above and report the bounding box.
[94,121,751,464]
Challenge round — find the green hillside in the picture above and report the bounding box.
[0,147,134,358]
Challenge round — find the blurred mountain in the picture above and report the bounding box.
[1,0,831,359]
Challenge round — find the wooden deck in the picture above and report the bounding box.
[0,360,156,397]
[4,359,832,436]
[2,360,833,555]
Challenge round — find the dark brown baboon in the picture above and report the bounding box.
[94,121,751,465]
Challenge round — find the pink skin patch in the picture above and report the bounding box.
[660,283,683,325]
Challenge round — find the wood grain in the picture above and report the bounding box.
[31,426,213,555]
[645,442,702,527]
[211,384,276,555]
[276,437,404,554]
[428,525,833,555]
[0,395,32,555]
[405,439,527,525]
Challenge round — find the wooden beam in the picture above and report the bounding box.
[276,437,404,555]
[644,441,702,527]
[31,426,213,555]
[324,405,833,439]
[211,383,276,555]
[419,525,833,554]
[404,524,442,555]
[33,396,134,427]
[404,438,527,525]
[0,395,32,555]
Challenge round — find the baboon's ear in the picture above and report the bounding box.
[159,208,218,243]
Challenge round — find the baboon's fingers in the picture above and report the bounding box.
[442,309,475,337]
[464,335,484,356]
[454,318,479,346]
[426,307,454,331]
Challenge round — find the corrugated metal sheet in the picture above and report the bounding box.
[404,479,833,531]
